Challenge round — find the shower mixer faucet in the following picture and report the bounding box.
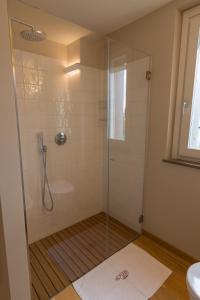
[55,132,67,145]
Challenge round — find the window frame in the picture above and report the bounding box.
[172,5,200,162]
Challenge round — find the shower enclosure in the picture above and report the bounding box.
[8,2,150,299]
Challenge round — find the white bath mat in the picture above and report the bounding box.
[73,243,172,300]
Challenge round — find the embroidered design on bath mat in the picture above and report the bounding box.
[115,270,129,280]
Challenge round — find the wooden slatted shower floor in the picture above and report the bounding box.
[30,212,138,300]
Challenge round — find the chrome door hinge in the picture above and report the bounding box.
[146,70,152,80]
[139,214,144,224]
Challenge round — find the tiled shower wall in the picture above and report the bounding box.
[13,49,107,243]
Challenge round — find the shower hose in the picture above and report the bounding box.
[41,145,54,212]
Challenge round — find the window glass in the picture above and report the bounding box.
[109,63,127,141]
[188,37,200,150]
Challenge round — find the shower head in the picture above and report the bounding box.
[10,17,46,42]
[20,29,46,42]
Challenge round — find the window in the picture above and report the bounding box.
[173,6,200,161]
[109,58,127,141]
[188,40,200,150]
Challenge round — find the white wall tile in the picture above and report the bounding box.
[14,49,106,243]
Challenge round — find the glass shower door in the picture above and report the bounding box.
[107,39,150,246]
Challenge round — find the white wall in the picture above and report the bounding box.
[13,49,106,243]
[110,0,200,259]
[0,1,31,299]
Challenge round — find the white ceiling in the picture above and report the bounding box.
[18,0,173,34]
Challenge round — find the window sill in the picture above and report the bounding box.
[163,159,200,170]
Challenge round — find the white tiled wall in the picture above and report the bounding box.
[13,49,107,243]
[109,57,150,233]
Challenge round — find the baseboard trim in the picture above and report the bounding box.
[142,230,198,264]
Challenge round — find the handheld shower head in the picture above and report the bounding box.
[36,132,53,211]
[37,132,47,153]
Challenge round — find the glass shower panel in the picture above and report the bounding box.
[11,45,109,298]
[107,40,150,247]
[10,7,108,296]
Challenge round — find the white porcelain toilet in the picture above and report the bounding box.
[187,263,200,300]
